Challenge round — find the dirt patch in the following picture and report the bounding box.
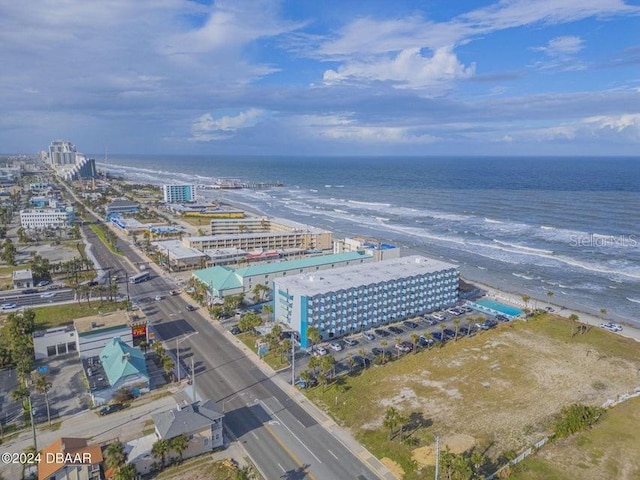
[412,434,476,467]
[381,457,405,478]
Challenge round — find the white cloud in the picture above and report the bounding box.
[323,47,475,91]
[533,36,585,57]
[191,108,265,141]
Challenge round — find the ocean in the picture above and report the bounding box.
[99,155,640,325]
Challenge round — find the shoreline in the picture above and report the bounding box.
[117,177,639,343]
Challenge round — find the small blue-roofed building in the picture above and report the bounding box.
[192,251,374,300]
[100,337,149,393]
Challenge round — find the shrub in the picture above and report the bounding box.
[552,403,604,439]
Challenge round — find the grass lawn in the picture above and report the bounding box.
[510,396,640,480]
[237,332,290,371]
[88,224,123,256]
[154,457,238,480]
[303,314,640,480]
[32,301,129,329]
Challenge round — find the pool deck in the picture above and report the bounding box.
[467,300,522,319]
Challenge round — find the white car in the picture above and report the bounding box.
[1,303,18,310]
[314,346,328,356]
[154,295,162,301]
[329,342,343,351]
[40,292,56,298]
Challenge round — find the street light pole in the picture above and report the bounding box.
[176,332,198,383]
[290,332,296,386]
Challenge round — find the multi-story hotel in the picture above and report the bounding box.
[163,184,196,203]
[48,140,77,165]
[273,255,459,347]
[20,207,75,230]
[184,228,333,253]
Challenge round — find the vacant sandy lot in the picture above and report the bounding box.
[309,315,640,468]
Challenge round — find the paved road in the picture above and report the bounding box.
[64,193,386,480]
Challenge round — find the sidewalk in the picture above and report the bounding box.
[209,317,397,480]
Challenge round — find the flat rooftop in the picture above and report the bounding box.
[274,255,458,296]
[152,239,207,260]
[74,311,139,334]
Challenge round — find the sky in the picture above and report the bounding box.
[1,0,639,156]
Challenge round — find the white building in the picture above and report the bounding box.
[33,326,78,360]
[48,140,77,165]
[334,237,401,262]
[74,311,135,359]
[19,207,74,230]
[274,255,459,347]
[163,184,196,203]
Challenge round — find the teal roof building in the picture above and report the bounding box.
[193,251,374,299]
[100,337,149,391]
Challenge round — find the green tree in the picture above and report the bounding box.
[380,340,388,362]
[320,354,336,380]
[234,464,255,480]
[32,372,53,426]
[238,312,262,333]
[113,463,137,480]
[169,434,188,462]
[104,441,127,473]
[553,403,604,439]
[383,406,400,440]
[151,439,170,467]
[1,238,16,265]
[358,348,368,368]
[306,326,321,353]
[453,318,461,341]
[422,331,434,349]
[162,356,175,381]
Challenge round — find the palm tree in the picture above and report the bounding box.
[32,372,53,426]
[383,406,400,440]
[521,294,531,312]
[151,438,170,467]
[600,308,607,318]
[394,337,402,359]
[162,356,175,381]
[439,324,447,347]
[410,333,419,353]
[169,434,188,462]
[422,331,434,349]
[113,463,137,480]
[380,340,388,363]
[299,369,313,387]
[320,354,336,380]
[234,464,255,480]
[104,441,127,473]
[569,313,581,336]
[306,326,321,353]
[453,318,461,341]
[317,371,328,391]
[346,354,356,373]
[358,348,368,368]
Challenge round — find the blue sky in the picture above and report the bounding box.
[1,0,639,155]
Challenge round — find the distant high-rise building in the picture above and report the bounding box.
[48,140,77,165]
[163,184,196,203]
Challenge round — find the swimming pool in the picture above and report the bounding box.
[472,298,523,317]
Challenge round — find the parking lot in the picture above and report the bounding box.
[287,305,505,383]
[0,355,92,428]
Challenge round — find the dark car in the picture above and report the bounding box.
[229,325,241,335]
[388,326,404,334]
[374,328,390,337]
[99,404,124,416]
[371,347,384,356]
[186,304,197,311]
[443,328,456,338]
[400,340,414,351]
[22,288,38,294]
[418,336,434,347]
[458,326,470,336]
[432,331,444,342]
[403,320,419,329]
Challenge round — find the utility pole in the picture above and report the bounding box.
[435,435,440,480]
[190,356,196,402]
[290,332,296,386]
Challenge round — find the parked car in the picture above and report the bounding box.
[37,280,50,287]
[1,303,18,310]
[22,288,38,294]
[344,338,358,347]
[229,325,241,335]
[432,313,445,321]
[329,342,343,352]
[403,320,419,329]
[99,404,124,416]
[374,328,390,337]
[395,342,411,353]
[296,376,317,389]
[388,325,404,334]
[363,331,375,341]
[371,347,384,356]
[154,295,162,301]
[401,340,414,351]
[314,347,328,356]
[186,304,197,311]
[418,336,434,347]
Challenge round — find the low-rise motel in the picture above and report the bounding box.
[273,255,459,348]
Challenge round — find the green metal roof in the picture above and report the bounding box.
[193,252,372,292]
[100,338,148,386]
[233,251,371,277]
[193,266,242,293]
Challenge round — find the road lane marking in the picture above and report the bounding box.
[327,449,339,460]
[278,463,286,473]
[273,412,322,464]
[252,432,259,440]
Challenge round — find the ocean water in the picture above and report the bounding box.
[99,156,640,324]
